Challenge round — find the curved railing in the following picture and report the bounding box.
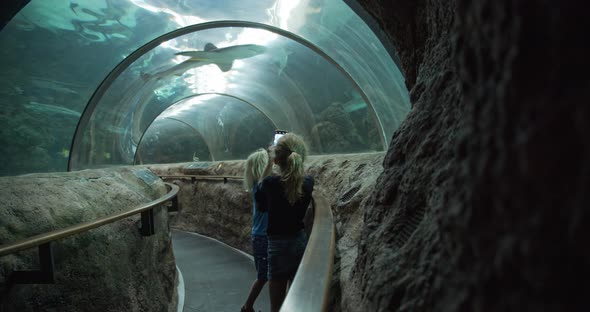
[0,183,179,257]
[2,173,335,311]
[161,175,335,312]
[160,174,243,183]
[0,182,179,284]
[281,192,335,312]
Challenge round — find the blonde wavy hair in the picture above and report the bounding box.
[274,133,308,205]
[243,148,269,192]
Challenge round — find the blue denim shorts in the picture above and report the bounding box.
[252,235,268,281]
[267,230,307,281]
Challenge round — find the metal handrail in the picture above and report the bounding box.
[1,174,335,311]
[159,174,243,181]
[161,174,334,310]
[0,182,179,257]
[162,174,335,311]
[281,192,335,312]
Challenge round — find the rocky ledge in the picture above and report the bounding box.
[0,167,177,312]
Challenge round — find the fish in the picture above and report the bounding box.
[58,148,70,158]
[70,2,79,15]
[80,8,103,19]
[53,86,79,95]
[25,102,81,117]
[11,15,36,31]
[141,43,266,81]
[343,101,367,113]
[30,78,79,94]
[13,86,24,94]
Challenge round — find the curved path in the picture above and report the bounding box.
[172,230,270,312]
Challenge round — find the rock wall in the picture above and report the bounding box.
[305,153,385,310]
[148,153,385,262]
[0,168,177,312]
[346,0,589,311]
[149,161,253,252]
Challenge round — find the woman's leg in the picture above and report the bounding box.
[242,235,268,311]
[242,279,266,311]
[269,279,288,312]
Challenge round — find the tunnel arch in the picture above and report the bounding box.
[68,20,386,171]
[1,0,410,177]
[141,92,280,131]
[134,92,279,163]
[134,117,213,164]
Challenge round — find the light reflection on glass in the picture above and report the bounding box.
[277,0,309,31]
[130,0,207,26]
[159,94,217,119]
[185,66,227,94]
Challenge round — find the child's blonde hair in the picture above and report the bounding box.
[243,148,269,191]
[274,133,308,205]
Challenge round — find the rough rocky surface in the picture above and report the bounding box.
[305,153,386,310]
[3,2,586,312]
[148,161,252,252]
[344,0,589,311]
[147,153,385,264]
[0,168,177,312]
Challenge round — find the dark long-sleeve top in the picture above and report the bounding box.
[255,175,314,237]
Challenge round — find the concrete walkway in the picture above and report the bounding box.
[172,230,270,312]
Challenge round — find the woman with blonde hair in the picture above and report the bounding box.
[255,133,314,312]
[241,148,271,312]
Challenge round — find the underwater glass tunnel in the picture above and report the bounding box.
[0,0,409,176]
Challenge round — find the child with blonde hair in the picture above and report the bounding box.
[241,148,270,312]
[255,133,314,312]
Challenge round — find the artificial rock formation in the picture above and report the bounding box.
[161,160,253,252]
[0,168,177,312]
[305,153,386,310]
[344,0,589,311]
[148,153,385,258]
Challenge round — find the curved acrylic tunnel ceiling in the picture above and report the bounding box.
[135,94,277,164]
[135,116,213,165]
[0,0,410,176]
[136,118,213,164]
[70,23,388,169]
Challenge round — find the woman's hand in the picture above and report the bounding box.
[261,147,275,180]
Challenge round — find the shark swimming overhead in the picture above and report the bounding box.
[141,43,266,81]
